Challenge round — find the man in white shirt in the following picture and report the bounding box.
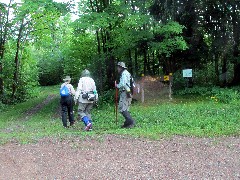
[60,76,75,128]
[74,69,98,131]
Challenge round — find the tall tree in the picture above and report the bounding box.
[0,1,12,96]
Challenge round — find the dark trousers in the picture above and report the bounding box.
[121,110,135,127]
[60,96,74,127]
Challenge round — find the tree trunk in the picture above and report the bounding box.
[232,63,240,86]
[0,1,11,96]
[134,49,138,76]
[12,19,24,99]
[128,49,134,75]
[230,2,240,85]
[147,52,151,75]
[96,31,101,54]
[214,55,219,85]
[221,56,227,86]
[105,26,115,89]
[143,48,147,75]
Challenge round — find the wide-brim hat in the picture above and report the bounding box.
[63,75,71,81]
[117,62,127,69]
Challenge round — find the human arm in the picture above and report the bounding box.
[68,84,75,96]
[74,79,83,103]
[116,70,130,91]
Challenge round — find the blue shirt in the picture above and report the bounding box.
[117,69,131,91]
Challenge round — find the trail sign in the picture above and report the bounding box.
[183,69,192,77]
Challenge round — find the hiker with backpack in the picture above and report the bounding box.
[74,69,98,131]
[115,62,135,128]
[60,76,76,128]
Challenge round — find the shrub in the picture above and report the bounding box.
[97,89,115,106]
[175,86,240,104]
[210,87,240,104]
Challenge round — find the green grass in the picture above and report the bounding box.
[92,100,240,138]
[0,85,239,144]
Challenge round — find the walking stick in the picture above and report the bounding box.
[115,81,118,125]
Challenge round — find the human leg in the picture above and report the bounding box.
[78,103,92,130]
[119,91,135,128]
[78,103,87,124]
[121,110,135,128]
[85,103,93,127]
[61,98,68,127]
[67,96,75,126]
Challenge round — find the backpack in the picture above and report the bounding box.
[130,76,136,95]
[60,85,70,97]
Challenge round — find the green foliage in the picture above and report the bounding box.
[0,101,6,112]
[16,46,39,101]
[36,48,63,86]
[74,1,188,84]
[1,42,39,103]
[97,89,115,106]
[175,86,240,104]
[2,0,239,106]
[151,21,188,57]
[173,60,235,91]
[0,0,71,103]
[0,86,239,145]
[210,88,240,104]
[61,31,96,83]
[194,63,216,86]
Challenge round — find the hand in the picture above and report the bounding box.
[115,81,117,88]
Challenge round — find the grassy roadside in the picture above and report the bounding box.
[0,85,240,144]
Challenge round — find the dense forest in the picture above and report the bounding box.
[0,0,240,104]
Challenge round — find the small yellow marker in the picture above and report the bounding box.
[164,75,169,81]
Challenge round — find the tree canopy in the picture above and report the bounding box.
[0,0,240,103]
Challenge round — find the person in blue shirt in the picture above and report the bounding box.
[60,76,75,128]
[115,62,135,128]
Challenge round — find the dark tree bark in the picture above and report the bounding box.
[0,1,11,96]
[230,2,240,86]
[134,49,139,76]
[12,19,24,99]
[221,55,227,87]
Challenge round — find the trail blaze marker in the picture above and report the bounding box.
[164,75,169,81]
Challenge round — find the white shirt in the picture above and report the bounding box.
[75,77,97,103]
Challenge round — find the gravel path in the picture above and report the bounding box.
[0,135,239,179]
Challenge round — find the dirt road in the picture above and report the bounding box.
[0,135,239,179]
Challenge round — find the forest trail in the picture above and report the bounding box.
[20,94,57,121]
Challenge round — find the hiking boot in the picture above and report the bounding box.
[70,121,75,126]
[121,123,135,129]
[89,123,93,131]
[125,124,135,129]
[85,123,92,131]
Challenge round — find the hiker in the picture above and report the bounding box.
[74,69,98,131]
[60,75,75,128]
[115,62,135,128]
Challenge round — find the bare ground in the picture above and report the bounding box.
[0,135,239,179]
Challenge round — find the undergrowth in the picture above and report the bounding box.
[0,85,239,144]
